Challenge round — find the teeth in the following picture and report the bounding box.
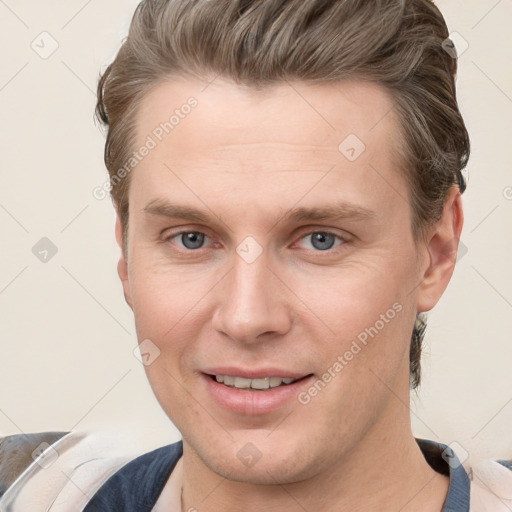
[214,375,299,390]
[234,377,252,389]
[269,377,283,388]
[250,378,270,390]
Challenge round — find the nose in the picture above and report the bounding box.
[211,245,292,345]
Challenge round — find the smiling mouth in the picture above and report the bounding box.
[207,374,313,391]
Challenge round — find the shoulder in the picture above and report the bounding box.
[0,431,71,497]
[82,440,183,511]
[415,438,512,512]
[469,458,512,512]
[0,431,182,512]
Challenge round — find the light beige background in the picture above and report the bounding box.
[1,0,511,462]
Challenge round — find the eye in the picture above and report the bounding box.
[167,231,210,250]
[164,230,346,253]
[296,231,345,251]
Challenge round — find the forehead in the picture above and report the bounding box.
[135,76,400,153]
[130,77,408,223]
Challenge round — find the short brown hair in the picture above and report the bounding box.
[95,0,470,389]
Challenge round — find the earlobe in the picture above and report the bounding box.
[115,212,133,310]
[416,187,464,313]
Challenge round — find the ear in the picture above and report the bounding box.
[115,211,133,310]
[416,186,464,313]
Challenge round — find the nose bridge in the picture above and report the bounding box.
[233,244,271,307]
[212,239,291,343]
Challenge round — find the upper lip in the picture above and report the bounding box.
[202,367,311,379]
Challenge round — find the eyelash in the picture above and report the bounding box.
[162,229,348,255]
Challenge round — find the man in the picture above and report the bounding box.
[78,0,475,509]
[89,0,469,510]
[3,0,508,510]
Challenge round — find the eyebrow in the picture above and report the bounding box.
[141,199,376,225]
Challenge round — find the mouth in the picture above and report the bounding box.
[206,373,312,391]
[200,367,315,414]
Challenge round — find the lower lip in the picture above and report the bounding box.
[201,373,314,415]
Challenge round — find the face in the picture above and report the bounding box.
[116,77,452,484]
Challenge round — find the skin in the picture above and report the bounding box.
[115,76,463,511]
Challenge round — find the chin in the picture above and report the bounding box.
[187,430,326,486]
[206,453,315,485]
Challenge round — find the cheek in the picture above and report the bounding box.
[291,257,410,342]
[290,259,414,399]
[128,257,212,345]
[129,264,209,425]
[295,294,412,450]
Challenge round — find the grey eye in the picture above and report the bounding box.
[180,232,205,249]
[309,232,336,251]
